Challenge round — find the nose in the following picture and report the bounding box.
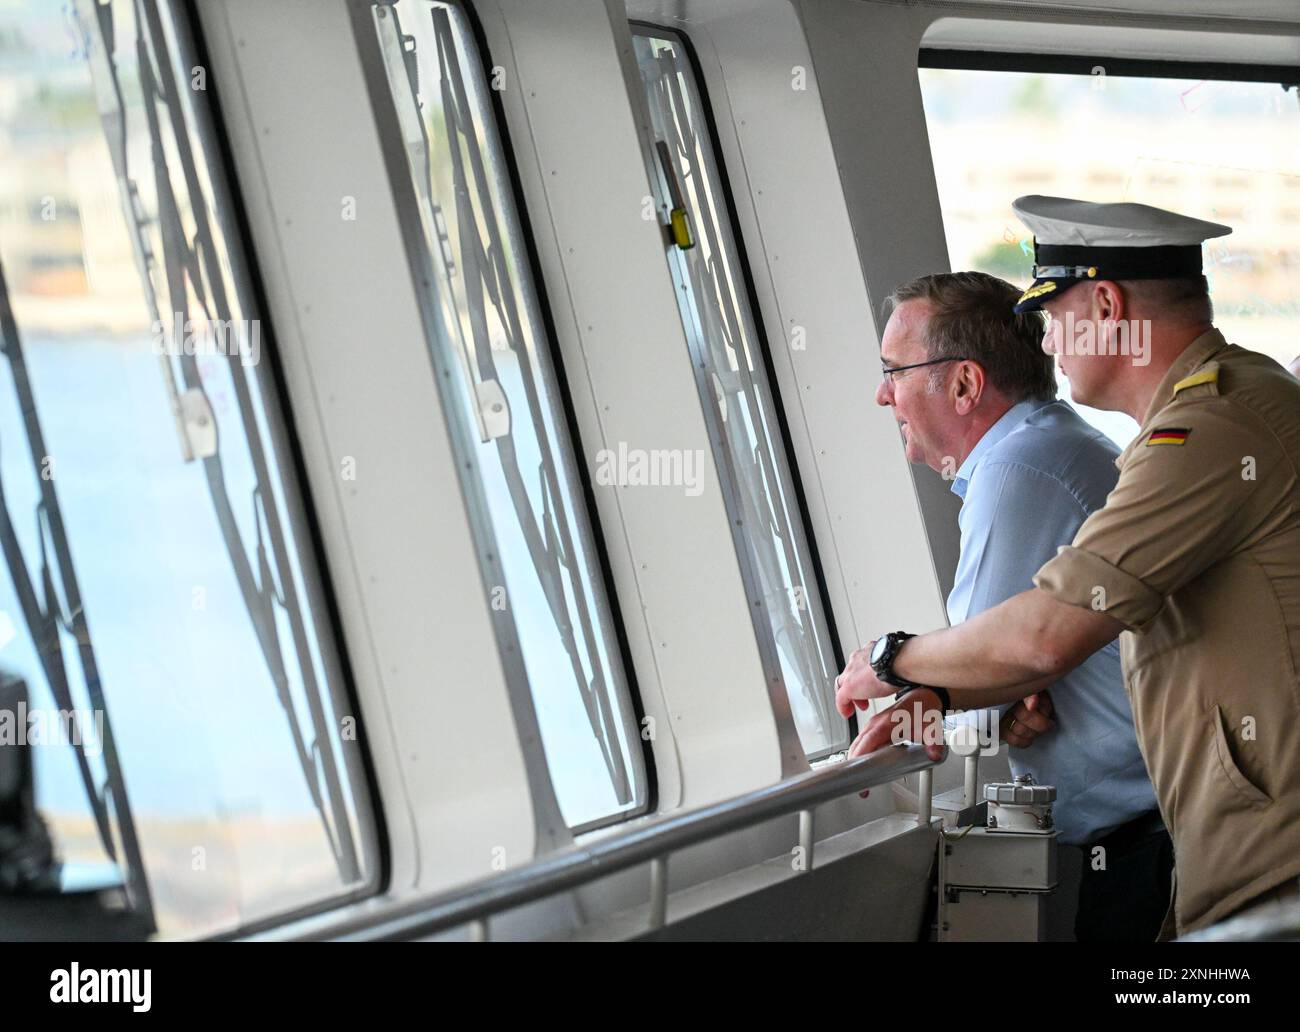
[875,376,892,407]
[1041,322,1059,355]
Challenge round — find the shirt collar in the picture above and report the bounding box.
[1138,327,1229,428]
[951,397,1051,499]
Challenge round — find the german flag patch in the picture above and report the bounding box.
[1147,427,1191,446]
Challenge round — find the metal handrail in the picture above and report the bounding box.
[274,743,937,941]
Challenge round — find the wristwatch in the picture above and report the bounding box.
[869,631,919,689]
[870,631,953,713]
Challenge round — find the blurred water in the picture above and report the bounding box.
[0,328,349,900]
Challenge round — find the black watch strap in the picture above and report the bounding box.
[872,631,954,713]
[895,683,952,714]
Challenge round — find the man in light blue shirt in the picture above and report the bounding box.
[946,400,1155,843]
[865,271,1169,940]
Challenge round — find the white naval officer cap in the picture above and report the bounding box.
[1010,195,1231,313]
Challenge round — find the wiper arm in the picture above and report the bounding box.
[82,0,204,464]
[431,6,633,804]
[377,6,631,805]
[374,10,502,443]
[0,253,155,925]
[648,50,838,734]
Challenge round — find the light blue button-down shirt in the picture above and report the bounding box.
[946,398,1157,845]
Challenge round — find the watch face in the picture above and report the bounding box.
[870,636,889,665]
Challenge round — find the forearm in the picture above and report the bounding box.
[939,673,1057,722]
[893,588,1123,709]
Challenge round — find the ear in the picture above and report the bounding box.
[951,360,985,415]
[1090,280,1127,323]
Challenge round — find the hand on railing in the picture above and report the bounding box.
[844,690,947,798]
[846,689,948,762]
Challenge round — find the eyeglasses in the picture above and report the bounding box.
[880,356,968,384]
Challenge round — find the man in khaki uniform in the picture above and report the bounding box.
[836,196,1300,937]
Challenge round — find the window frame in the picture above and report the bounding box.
[349,0,655,835]
[918,48,1300,87]
[180,0,392,937]
[916,46,1300,437]
[630,21,852,762]
[0,0,387,938]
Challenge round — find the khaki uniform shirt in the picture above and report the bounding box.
[1034,328,1300,935]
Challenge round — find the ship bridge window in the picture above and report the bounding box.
[631,28,847,759]
[0,0,377,937]
[918,59,1300,448]
[363,1,648,831]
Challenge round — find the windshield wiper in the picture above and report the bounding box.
[645,49,838,736]
[378,3,632,806]
[77,0,360,881]
[433,5,633,805]
[0,254,155,924]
